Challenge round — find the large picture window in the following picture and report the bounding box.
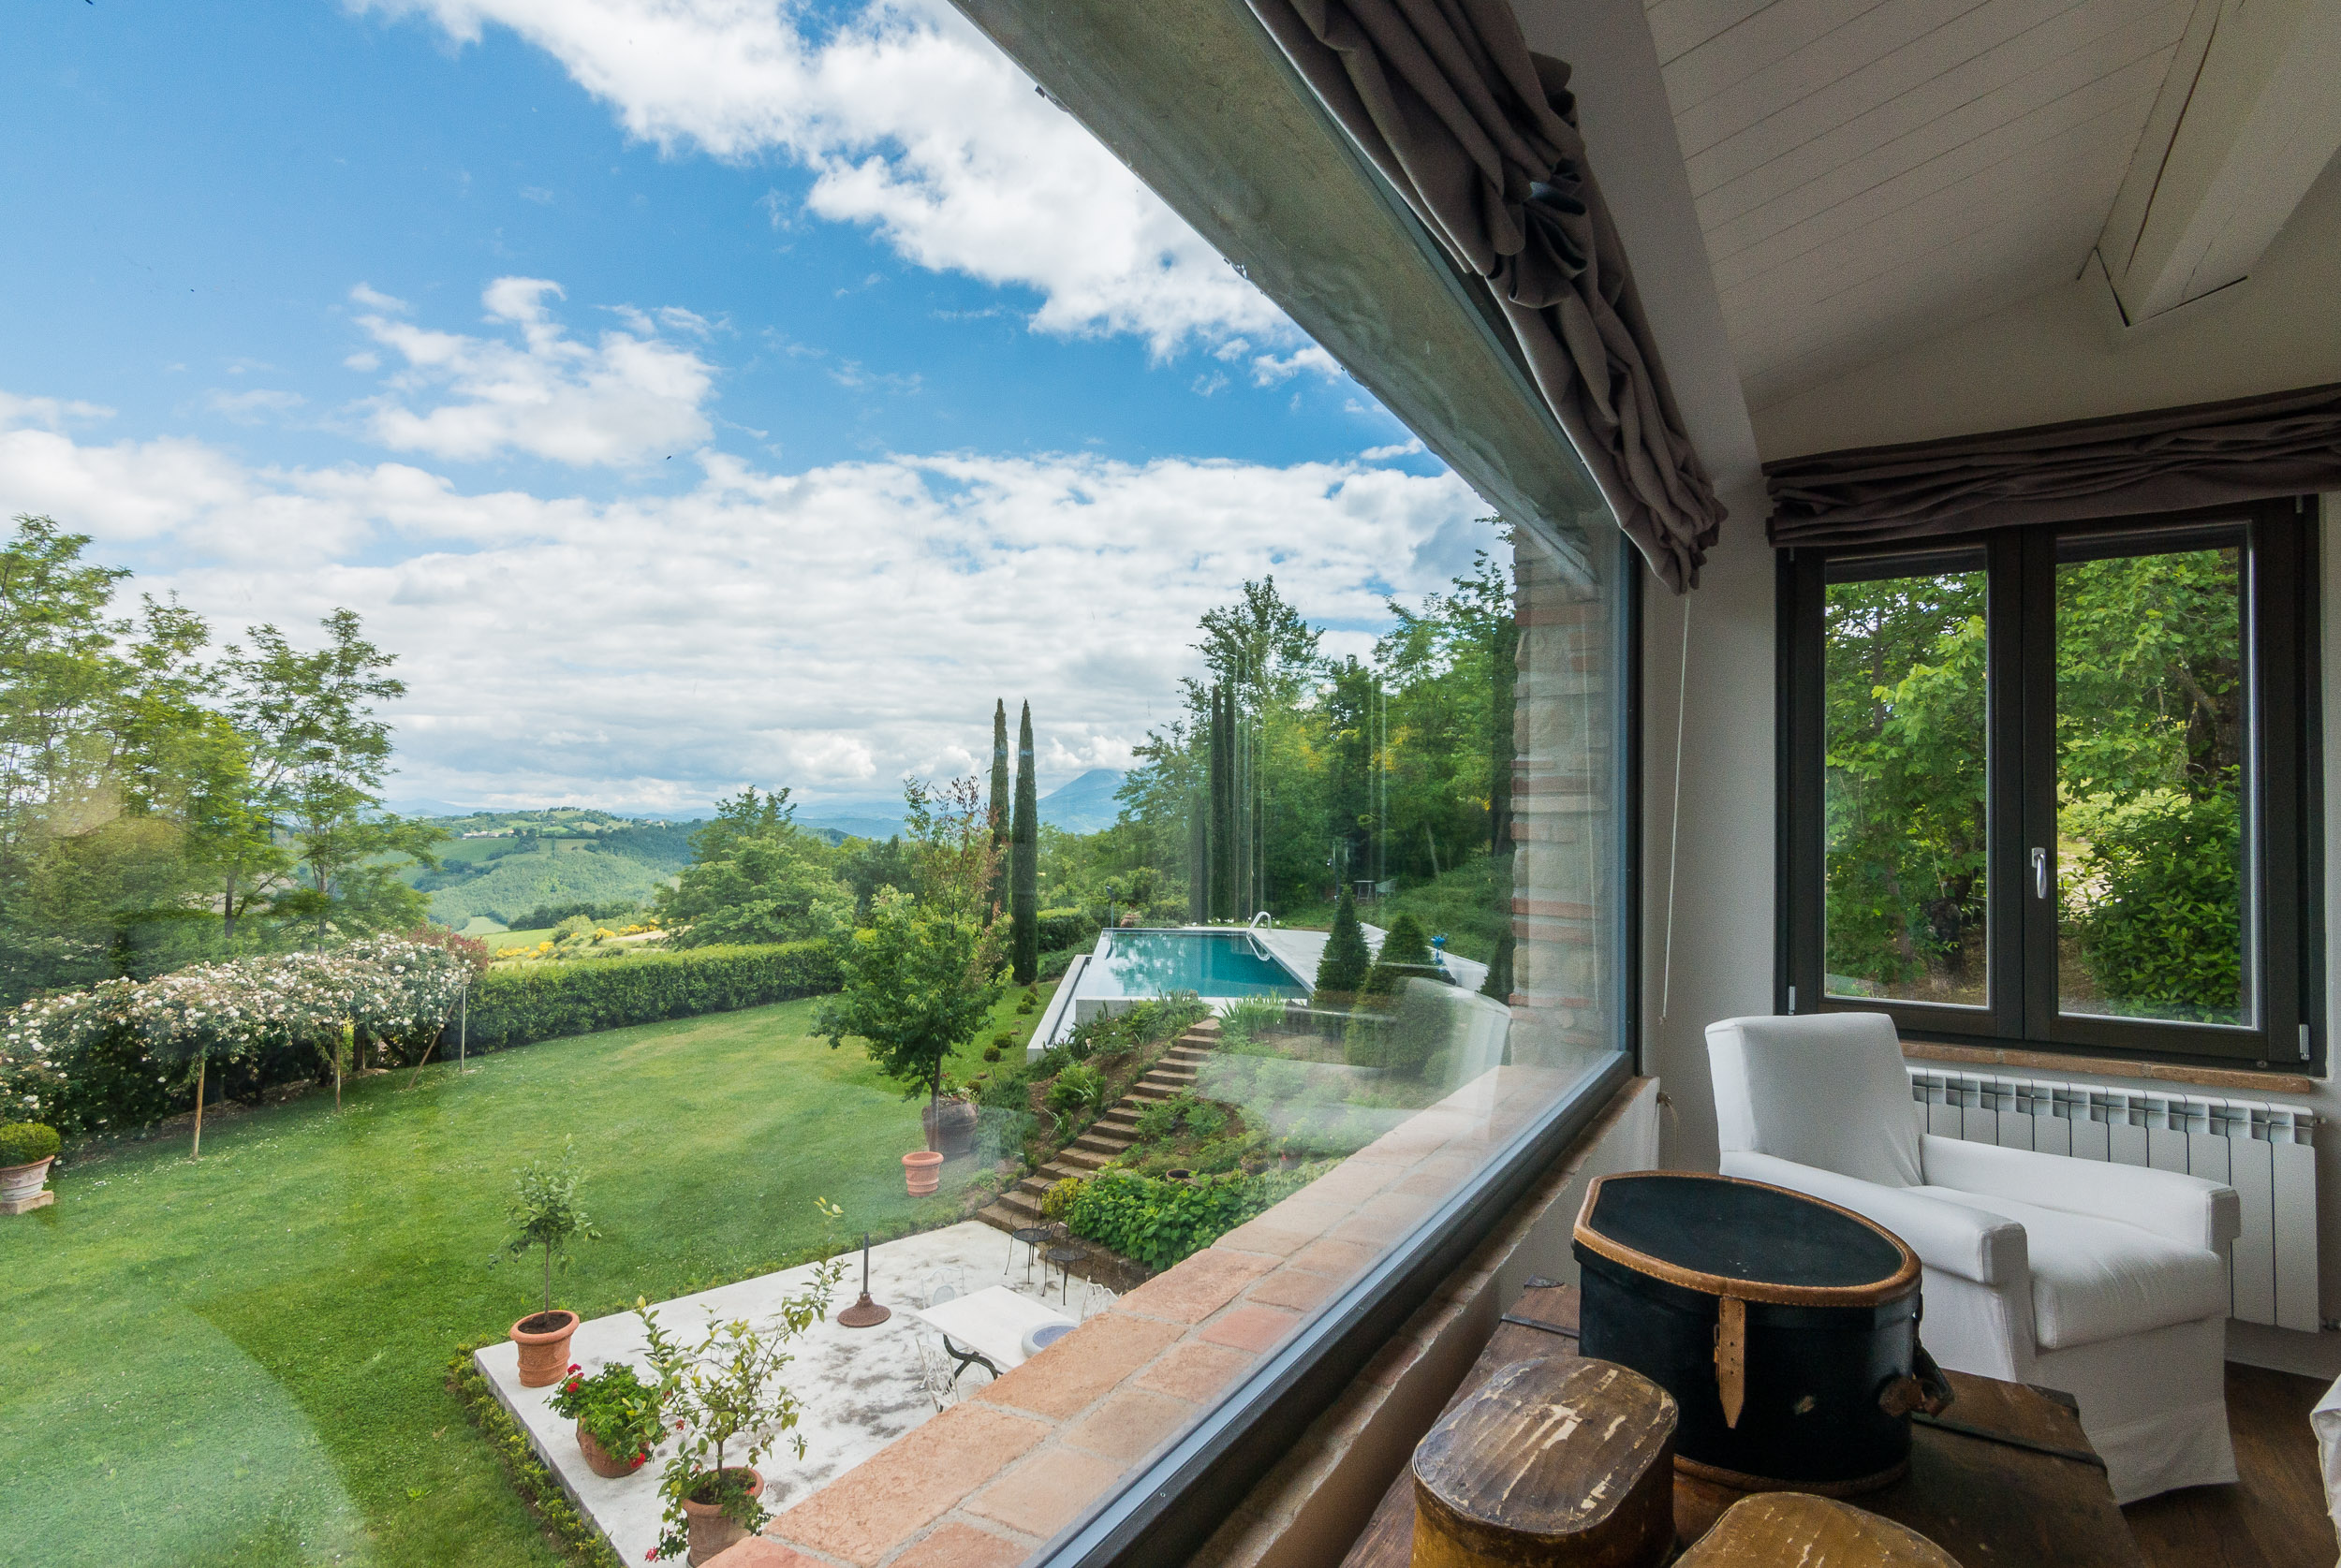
[1778,501,2320,1068]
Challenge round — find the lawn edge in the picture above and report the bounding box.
[448,1341,625,1568]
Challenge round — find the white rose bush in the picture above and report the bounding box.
[0,935,474,1139]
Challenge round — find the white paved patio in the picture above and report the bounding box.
[473,1221,1097,1565]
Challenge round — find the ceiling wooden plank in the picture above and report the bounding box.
[1693,22,2174,234]
[1707,57,2167,288]
[1646,0,1787,66]
[1678,0,2162,177]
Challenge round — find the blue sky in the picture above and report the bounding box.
[1,0,1494,814]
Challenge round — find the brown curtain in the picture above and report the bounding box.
[1245,0,1725,592]
[1768,382,2341,550]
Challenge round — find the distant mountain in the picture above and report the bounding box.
[1039,769,1126,834]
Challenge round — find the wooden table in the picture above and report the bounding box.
[1339,1282,2143,1568]
[910,1285,1073,1373]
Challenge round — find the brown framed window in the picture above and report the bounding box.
[1777,500,2321,1069]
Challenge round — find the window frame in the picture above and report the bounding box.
[1776,497,2322,1070]
[1031,527,1644,1568]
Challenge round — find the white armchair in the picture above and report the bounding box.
[1706,1012,2242,1503]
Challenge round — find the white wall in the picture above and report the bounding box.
[1637,508,1774,1173]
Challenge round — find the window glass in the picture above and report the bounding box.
[1821,555,1989,1007]
[2054,537,2251,1026]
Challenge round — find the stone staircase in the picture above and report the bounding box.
[974,1023,1216,1239]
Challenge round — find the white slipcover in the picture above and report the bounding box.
[1706,1013,2242,1503]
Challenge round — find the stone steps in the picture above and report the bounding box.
[975,1024,1218,1242]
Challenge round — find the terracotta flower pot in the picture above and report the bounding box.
[903,1150,944,1196]
[920,1097,979,1158]
[575,1421,647,1479]
[680,1466,762,1565]
[510,1310,581,1387]
[0,1157,53,1208]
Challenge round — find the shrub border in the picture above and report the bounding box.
[448,1339,626,1568]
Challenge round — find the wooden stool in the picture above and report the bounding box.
[1410,1356,1677,1568]
[1676,1493,1957,1566]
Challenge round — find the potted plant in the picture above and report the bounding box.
[0,1122,60,1214]
[548,1361,665,1479]
[500,1137,600,1385]
[921,1072,980,1159]
[638,1235,845,1564]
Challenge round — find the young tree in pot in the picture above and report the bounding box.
[638,1238,845,1564]
[818,778,1005,1194]
[500,1137,599,1385]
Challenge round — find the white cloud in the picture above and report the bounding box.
[0,392,114,432]
[1362,437,1426,461]
[349,283,408,312]
[352,276,717,466]
[0,388,1491,808]
[357,0,1308,359]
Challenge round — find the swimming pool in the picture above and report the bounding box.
[1080,928,1309,1002]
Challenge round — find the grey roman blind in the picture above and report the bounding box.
[1767,382,2341,550]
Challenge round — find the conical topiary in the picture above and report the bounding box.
[1360,911,1433,1003]
[1316,886,1370,1004]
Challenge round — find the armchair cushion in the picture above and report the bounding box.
[1719,1151,2026,1286]
[1943,1189,2231,1350]
[1920,1135,2241,1253]
[1707,1014,1923,1188]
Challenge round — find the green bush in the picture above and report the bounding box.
[1036,909,1097,952]
[467,942,841,1051]
[1046,1061,1106,1117]
[1066,1165,1326,1271]
[0,1121,60,1165]
[2062,788,2245,1021]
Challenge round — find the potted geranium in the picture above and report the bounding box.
[500,1137,600,1385]
[548,1361,665,1479]
[638,1238,845,1563]
[0,1122,60,1214]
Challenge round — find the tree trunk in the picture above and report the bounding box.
[333,1025,345,1111]
[543,1240,553,1318]
[222,871,238,945]
[191,1054,206,1160]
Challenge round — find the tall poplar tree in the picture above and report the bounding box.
[987,698,1009,916]
[1208,684,1232,921]
[1010,701,1038,982]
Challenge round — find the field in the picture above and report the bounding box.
[409,814,699,930]
[0,984,1052,1568]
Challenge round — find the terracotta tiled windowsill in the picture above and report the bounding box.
[713,1059,1656,1568]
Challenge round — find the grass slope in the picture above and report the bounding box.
[0,989,1044,1568]
[421,842,676,929]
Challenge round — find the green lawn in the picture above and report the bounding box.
[0,987,1048,1568]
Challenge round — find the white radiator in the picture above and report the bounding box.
[1906,1067,2321,1333]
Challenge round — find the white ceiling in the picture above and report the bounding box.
[1644,0,2197,410]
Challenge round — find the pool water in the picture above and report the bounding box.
[1080,929,1308,1000]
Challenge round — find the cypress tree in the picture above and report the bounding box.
[1187,784,1208,924]
[1011,701,1039,982]
[988,698,1009,915]
[1316,885,1370,1002]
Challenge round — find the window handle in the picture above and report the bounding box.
[2031,846,2048,900]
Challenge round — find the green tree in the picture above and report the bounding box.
[658,787,853,947]
[1316,886,1369,1000]
[1010,702,1038,983]
[987,699,1009,916]
[817,888,1005,1146]
[1361,911,1433,1003]
[221,610,443,945]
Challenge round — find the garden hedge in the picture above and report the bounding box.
[463,942,841,1051]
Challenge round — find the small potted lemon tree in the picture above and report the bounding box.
[501,1138,599,1385]
[639,1201,847,1564]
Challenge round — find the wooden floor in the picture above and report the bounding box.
[2123,1365,2334,1568]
